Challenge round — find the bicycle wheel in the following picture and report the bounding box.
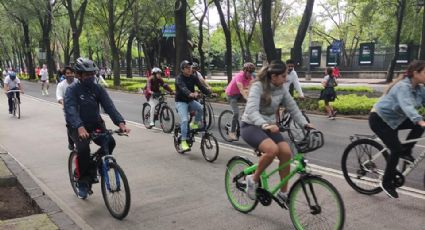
[225,156,259,213]
[287,111,310,142]
[15,96,20,119]
[173,125,184,154]
[142,103,151,128]
[204,101,214,130]
[218,110,235,142]
[201,133,219,162]
[341,138,388,195]
[159,105,175,133]
[289,176,345,230]
[101,162,131,220]
[68,151,79,197]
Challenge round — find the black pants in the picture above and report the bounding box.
[66,124,74,147]
[7,88,20,112]
[369,112,424,186]
[70,123,116,184]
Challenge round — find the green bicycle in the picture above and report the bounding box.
[225,129,345,230]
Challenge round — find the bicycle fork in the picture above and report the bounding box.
[300,177,321,215]
[102,156,121,192]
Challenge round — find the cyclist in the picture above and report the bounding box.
[369,60,425,198]
[224,62,255,141]
[241,60,313,203]
[175,60,212,151]
[40,64,49,95]
[284,59,304,98]
[4,72,24,114]
[56,66,78,150]
[144,67,174,129]
[192,62,211,90]
[64,57,130,199]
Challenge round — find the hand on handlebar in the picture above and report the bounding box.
[118,123,131,134]
[189,92,199,98]
[78,126,90,140]
[304,123,314,130]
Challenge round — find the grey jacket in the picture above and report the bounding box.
[374,77,425,129]
[241,81,308,127]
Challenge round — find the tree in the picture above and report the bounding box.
[420,6,425,60]
[214,0,232,83]
[386,0,406,82]
[291,0,314,66]
[261,0,277,62]
[175,0,190,75]
[89,0,137,86]
[62,0,88,62]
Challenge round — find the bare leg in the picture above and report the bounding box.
[252,139,278,183]
[276,142,292,192]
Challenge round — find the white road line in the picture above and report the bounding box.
[18,94,425,200]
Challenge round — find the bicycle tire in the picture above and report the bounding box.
[218,110,236,142]
[201,133,219,162]
[142,103,151,128]
[173,125,185,154]
[16,97,20,119]
[159,105,175,133]
[287,111,310,142]
[341,138,389,195]
[205,101,214,130]
[68,151,80,197]
[289,176,345,230]
[101,162,131,220]
[225,156,259,213]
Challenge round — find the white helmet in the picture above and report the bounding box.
[152,67,162,74]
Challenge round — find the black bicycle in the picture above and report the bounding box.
[142,93,175,133]
[7,90,21,119]
[68,129,131,220]
[174,94,219,162]
[218,106,310,142]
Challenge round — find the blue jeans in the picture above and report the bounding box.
[176,101,203,140]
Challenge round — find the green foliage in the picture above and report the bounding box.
[318,94,378,114]
[303,85,374,92]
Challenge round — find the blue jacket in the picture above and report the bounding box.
[64,82,125,129]
[374,77,425,129]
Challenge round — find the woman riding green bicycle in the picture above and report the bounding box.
[240,60,313,202]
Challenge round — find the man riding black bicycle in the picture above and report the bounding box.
[175,60,212,151]
[64,57,130,199]
[3,71,24,114]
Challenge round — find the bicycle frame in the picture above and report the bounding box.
[360,136,425,178]
[242,153,307,195]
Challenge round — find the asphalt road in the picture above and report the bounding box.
[0,80,423,230]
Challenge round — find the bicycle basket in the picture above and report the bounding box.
[294,130,324,153]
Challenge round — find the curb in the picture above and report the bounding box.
[0,152,81,230]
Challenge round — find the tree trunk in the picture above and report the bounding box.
[261,0,276,63]
[420,7,425,60]
[198,1,208,76]
[64,0,88,61]
[386,0,406,83]
[292,0,314,66]
[22,21,35,79]
[108,0,120,87]
[175,0,189,75]
[137,38,143,77]
[126,30,136,78]
[214,0,232,83]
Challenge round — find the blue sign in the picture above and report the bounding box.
[162,25,176,38]
[331,40,343,54]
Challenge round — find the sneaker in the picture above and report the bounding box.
[332,110,337,117]
[45,90,49,95]
[180,140,190,151]
[190,122,200,130]
[328,116,335,120]
[228,132,238,141]
[77,182,88,199]
[147,122,154,129]
[245,175,258,200]
[380,182,398,198]
[41,90,45,96]
[276,191,289,209]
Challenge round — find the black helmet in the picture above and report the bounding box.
[180,60,192,70]
[73,57,98,72]
[9,71,16,80]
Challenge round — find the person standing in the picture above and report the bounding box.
[284,59,304,98]
[56,66,78,150]
[321,67,337,120]
[40,64,49,95]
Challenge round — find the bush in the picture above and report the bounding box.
[303,85,373,92]
[318,94,378,115]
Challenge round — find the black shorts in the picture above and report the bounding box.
[240,122,285,149]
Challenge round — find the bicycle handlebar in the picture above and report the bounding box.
[6,90,21,93]
[90,129,128,139]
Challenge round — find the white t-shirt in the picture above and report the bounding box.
[283,70,304,97]
[40,68,49,81]
[56,79,77,102]
[4,76,20,89]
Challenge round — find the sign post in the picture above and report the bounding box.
[309,46,321,67]
[162,25,176,38]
